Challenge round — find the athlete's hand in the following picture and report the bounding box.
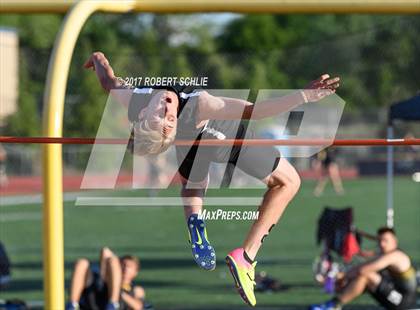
[83,52,118,92]
[302,74,340,102]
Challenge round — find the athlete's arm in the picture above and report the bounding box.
[358,249,376,258]
[349,251,408,277]
[133,286,146,299]
[120,291,144,310]
[358,252,398,275]
[197,74,340,121]
[83,52,133,108]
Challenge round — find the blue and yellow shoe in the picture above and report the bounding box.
[187,214,216,270]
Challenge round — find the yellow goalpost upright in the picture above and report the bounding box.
[0,0,419,309]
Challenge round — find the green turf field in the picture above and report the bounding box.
[1,177,419,309]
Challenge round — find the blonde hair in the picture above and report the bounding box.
[130,119,175,156]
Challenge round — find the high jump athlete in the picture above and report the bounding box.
[84,51,340,307]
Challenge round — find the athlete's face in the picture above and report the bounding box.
[121,258,139,282]
[139,90,178,137]
[378,232,398,254]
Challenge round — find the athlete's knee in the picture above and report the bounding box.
[268,166,301,196]
[106,255,120,266]
[289,168,301,194]
[75,258,90,270]
[364,272,381,290]
[104,257,121,278]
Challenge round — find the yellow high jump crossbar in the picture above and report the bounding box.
[0,0,419,309]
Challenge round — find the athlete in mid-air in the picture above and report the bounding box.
[84,51,340,307]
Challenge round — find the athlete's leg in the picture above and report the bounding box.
[181,175,208,220]
[338,272,381,304]
[226,156,300,306]
[177,154,210,220]
[104,256,122,303]
[243,157,301,260]
[314,163,328,196]
[328,163,344,195]
[180,173,216,270]
[99,247,114,280]
[69,258,91,303]
[309,272,381,310]
[182,191,205,219]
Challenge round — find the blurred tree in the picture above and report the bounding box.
[1,14,62,136]
[4,55,40,136]
[218,14,420,109]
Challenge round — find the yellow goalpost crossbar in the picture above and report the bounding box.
[0,0,419,309]
[0,0,420,13]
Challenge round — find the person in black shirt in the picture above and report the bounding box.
[84,51,340,306]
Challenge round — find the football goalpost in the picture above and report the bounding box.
[0,0,419,309]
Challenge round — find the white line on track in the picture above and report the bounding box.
[76,196,263,206]
[0,211,41,222]
[1,192,85,206]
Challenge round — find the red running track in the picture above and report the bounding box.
[0,169,358,196]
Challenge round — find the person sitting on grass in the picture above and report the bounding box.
[310,227,418,310]
[66,247,147,310]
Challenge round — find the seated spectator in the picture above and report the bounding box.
[66,247,147,310]
[310,227,417,310]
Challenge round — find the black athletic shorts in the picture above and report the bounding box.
[178,143,281,183]
[368,275,417,310]
[80,266,108,310]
